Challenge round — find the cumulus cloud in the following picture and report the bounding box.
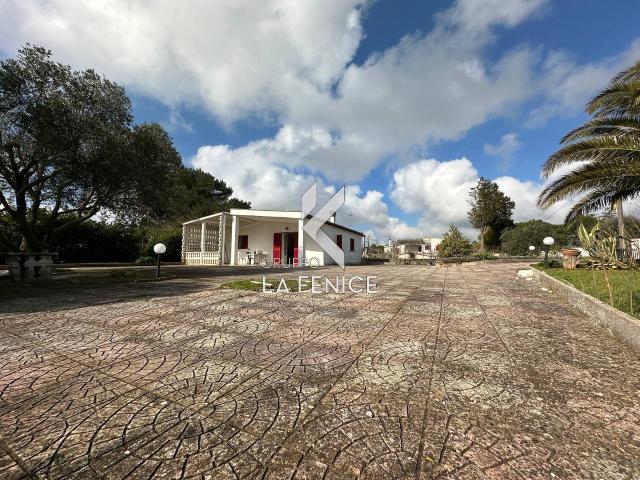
[341,186,423,242]
[484,133,521,171]
[0,0,552,181]
[528,39,640,125]
[389,157,569,240]
[192,145,419,242]
[4,0,635,241]
[0,0,368,124]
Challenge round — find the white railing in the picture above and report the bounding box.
[185,252,221,265]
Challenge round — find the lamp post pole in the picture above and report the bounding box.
[154,243,167,279]
[542,237,555,268]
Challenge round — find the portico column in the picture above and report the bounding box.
[230,215,238,265]
[181,225,186,264]
[200,221,206,264]
[298,218,304,264]
[220,214,226,265]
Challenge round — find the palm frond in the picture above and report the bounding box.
[587,60,640,115]
[538,160,640,208]
[565,189,639,221]
[586,81,640,116]
[543,60,640,218]
[561,115,640,144]
[541,134,640,177]
[564,190,616,220]
[608,60,640,86]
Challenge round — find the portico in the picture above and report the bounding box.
[181,208,363,266]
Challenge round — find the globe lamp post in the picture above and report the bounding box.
[542,237,554,268]
[153,243,167,279]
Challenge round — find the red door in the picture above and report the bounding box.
[273,232,282,265]
[292,232,299,265]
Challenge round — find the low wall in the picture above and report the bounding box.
[392,256,533,265]
[529,267,640,350]
[55,262,182,268]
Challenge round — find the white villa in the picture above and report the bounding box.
[384,237,443,259]
[181,208,364,266]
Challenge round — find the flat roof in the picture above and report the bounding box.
[183,209,364,236]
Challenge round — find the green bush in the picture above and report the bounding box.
[439,225,472,258]
[500,220,568,256]
[139,223,183,262]
[135,256,156,265]
[53,221,142,263]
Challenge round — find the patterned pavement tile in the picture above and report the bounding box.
[0,263,639,479]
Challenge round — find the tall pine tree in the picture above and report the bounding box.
[467,178,515,252]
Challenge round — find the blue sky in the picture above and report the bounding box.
[2,0,639,241]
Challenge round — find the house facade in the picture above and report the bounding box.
[181,209,364,266]
[385,237,443,259]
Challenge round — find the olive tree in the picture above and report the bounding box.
[0,45,180,251]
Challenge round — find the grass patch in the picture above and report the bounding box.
[221,278,303,292]
[0,267,174,300]
[536,266,640,319]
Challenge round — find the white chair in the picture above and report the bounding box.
[237,250,249,265]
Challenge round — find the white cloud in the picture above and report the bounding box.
[192,145,419,242]
[341,186,423,242]
[389,157,569,240]
[493,175,568,222]
[484,132,521,171]
[528,39,640,125]
[390,158,477,223]
[0,0,551,181]
[192,143,316,211]
[4,0,635,241]
[0,0,368,123]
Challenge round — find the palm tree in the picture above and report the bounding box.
[538,60,640,251]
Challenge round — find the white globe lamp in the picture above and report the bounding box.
[153,243,167,278]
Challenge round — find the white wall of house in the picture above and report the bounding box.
[184,210,364,266]
[236,219,298,264]
[317,224,363,265]
[303,233,326,266]
[228,218,362,266]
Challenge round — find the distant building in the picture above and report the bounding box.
[385,237,443,259]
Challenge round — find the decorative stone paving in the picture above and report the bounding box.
[0,263,639,479]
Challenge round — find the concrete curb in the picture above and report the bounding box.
[528,267,640,350]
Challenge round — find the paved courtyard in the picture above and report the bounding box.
[0,263,639,479]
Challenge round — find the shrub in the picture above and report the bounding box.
[439,226,472,258]
[135,256,156,265]
[53,221,141,263]
[139,223,183,262]
[500,220,568,256]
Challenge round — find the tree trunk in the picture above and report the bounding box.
[615,198,626,253]
[479,227,486,253]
